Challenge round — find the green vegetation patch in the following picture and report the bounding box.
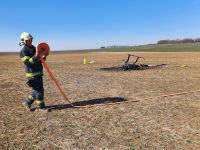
[102,43,200,52]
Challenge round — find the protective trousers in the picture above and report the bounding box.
[26,76,45,108]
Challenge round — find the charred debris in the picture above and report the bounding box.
[100,54,167,71]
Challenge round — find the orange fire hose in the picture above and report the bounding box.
[37,43,74,107]
[40,57,74,107]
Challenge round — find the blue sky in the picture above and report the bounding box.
[0,0,200,51]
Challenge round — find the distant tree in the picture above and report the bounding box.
[181,38,194,43]
[100,46,105,49]
[194,38,200,43]
[169,40,176,44]
[157,40,170,44]
[157,38,199,44]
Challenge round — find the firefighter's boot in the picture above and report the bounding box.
[23,99,34,110]
[38,102,45,109]
[36,100,46,109]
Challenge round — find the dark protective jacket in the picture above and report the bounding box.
[20,45,43,78]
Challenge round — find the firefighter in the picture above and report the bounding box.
[19,32,47,110]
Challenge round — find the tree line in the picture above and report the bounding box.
[157,38,200,44]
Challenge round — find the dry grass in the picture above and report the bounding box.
[1,52,200,150]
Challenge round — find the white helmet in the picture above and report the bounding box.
[20,32,33,43]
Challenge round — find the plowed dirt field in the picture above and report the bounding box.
[1,52,200,150]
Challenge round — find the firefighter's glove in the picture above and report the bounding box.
[42,55,47,61]
[36,49,42,57]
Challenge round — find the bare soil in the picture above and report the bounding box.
[1,52,200,150]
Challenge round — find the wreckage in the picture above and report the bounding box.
[100,54,167,71]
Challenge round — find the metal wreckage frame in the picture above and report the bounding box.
[100,54,167,71]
